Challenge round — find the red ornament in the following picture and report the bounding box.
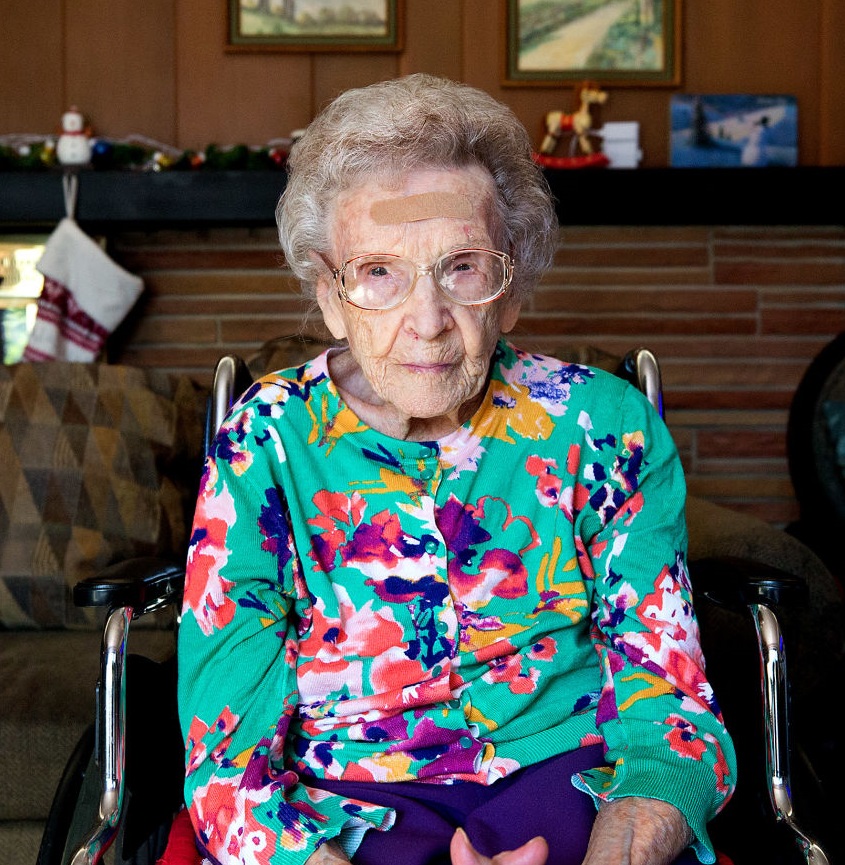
[268,147,287,167]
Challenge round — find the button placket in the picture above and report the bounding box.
[416,444,440,483]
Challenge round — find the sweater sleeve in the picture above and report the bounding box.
[177,408,394,865]
[570,383,737,864]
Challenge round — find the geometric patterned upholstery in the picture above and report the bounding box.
[0,362,207,629]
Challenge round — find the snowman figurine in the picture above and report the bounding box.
[56,106,93,166]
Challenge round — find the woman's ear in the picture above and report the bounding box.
[315,277,348,340]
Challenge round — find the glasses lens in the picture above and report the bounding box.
[344,255,413,310]
[339,249,511,310]
[435,250,508,303]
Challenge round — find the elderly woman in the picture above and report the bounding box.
[178,74,735,865]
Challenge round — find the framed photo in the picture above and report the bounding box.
[670,94,798,167]
[504,0,681,86]
[227,0,402,52]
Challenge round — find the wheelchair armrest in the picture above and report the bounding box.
[690,555,809,612]
[73,556,185,618]
[67,557,184,865]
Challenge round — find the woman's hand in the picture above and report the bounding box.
[304,838,351,865]
[581,797,693,865]
[450,826,549,865]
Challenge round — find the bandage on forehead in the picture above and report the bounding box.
[370,191,473,224]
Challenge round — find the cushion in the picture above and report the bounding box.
[247,332,337,378]
[0,362,206,629]
[687,493,845,706]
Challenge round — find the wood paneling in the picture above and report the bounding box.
[175,0,313,149]
[311,54,400,116]
[820,0,845,163]
[399,0,463,80]
[65,0,177,142]
[1,0,65,132]
[1,1,843,165]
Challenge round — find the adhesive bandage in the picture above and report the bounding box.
[370,191,473,225]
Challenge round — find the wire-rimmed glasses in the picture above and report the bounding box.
[320,247,514,311]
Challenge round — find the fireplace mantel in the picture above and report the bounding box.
[1,167,842,229]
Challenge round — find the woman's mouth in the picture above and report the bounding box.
[403,361,452,374]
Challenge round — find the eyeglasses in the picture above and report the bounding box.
[320,248,514,311]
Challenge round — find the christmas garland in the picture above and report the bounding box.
[0,133,291,172]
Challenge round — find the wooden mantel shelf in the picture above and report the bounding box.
[1,167,842,229]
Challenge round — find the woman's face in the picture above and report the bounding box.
[315,166,522,440]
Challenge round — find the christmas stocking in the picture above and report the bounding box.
[23,217,144,362]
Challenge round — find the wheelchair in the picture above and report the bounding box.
[37,341,835,865]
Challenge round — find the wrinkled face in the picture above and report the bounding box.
[315,166,521,438]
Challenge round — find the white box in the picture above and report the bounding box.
[599,122,642,169]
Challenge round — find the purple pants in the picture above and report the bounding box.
[305,745,702,865]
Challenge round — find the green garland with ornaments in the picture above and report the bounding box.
[0,134,291,172]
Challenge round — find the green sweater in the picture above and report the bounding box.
[178,339,736,864]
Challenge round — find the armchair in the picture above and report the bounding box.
[0,359,207,865]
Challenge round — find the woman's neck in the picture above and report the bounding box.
[326,347,484,441]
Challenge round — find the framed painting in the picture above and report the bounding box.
[504,0,681,86]
[670,94,798,167]
[227,0,402,52]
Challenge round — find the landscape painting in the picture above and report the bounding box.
[506,0,680,85]
[228,0,401,51]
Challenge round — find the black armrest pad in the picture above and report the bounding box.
[690,555,809,612]
[73,556,185,612]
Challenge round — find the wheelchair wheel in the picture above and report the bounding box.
[37,653,184,865]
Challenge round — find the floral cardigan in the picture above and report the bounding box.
[178,339,736,865]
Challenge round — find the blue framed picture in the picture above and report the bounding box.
[670,94,798,167]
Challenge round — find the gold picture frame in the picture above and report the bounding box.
[504,0,681,87]
[227,0,402,53]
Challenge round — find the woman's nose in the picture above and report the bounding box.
[401,271,453,339]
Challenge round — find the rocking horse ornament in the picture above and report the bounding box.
[536,82,611,169]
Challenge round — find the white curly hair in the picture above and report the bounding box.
[276,73,558,301]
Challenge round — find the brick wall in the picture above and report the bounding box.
[109,225,845,528]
